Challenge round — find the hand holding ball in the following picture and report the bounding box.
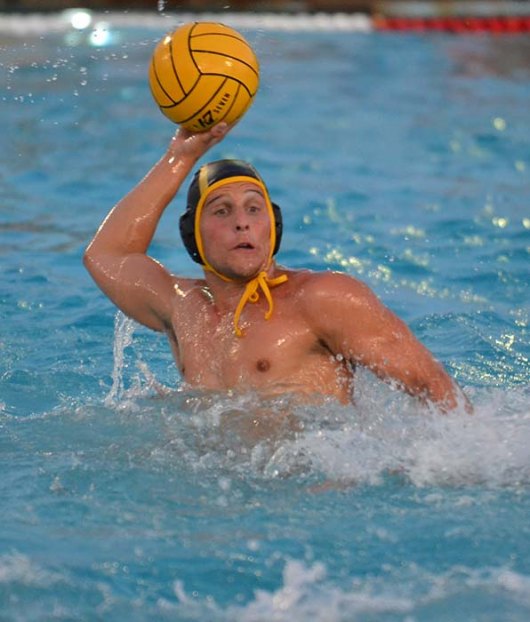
[149,22,260,132]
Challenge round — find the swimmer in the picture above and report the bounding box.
[84,123,471,413]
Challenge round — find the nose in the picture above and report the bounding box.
[233,206,250,231]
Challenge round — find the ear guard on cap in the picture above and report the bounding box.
[179,160,283,265]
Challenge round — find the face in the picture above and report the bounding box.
[199,181,272,281]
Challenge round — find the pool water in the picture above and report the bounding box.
[1,12,530,621]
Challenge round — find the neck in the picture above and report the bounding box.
[203,260,288,337]
[203,261,277,310]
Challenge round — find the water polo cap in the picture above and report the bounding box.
[179,159,287,337]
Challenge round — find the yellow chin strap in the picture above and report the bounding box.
[193,173,288,337]
[231,270,289,338]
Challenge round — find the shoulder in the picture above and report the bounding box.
[171,274,205,290]
[285,269,376,307]
[169,275,209,305]
[276,268,385,349]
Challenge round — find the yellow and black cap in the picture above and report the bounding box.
[179,159,283,265]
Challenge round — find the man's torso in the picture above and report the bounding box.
[166,271,353,403]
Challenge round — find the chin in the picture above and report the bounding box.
[221,260,266,282]
[207,249,270,281]
[228,266,262,281]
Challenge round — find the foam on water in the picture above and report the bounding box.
[171,560,530,621]
[1,549,528,621]
[1,535,530,621]
[144,388,530,490]
[164,559,530,621]
[89,315,530,492]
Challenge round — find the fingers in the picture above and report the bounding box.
[210,121,230,138]
[166,122,233,165]
[174,121,229,141]
[170,122,229,148]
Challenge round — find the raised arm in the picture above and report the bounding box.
[83,123,230,331]
[303,272,471,413]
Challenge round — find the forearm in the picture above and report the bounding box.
[354,332,470,413]
[389,356,471,414]
[85,123,230,261]
[85,149,195,259]
[426,374,472,414]
[413,367,463,412]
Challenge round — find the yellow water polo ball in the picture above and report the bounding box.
[148,22,260,132]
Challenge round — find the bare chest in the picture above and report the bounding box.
[175,311,309,384]
[169,300,346,396]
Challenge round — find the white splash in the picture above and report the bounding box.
[0,552,65,587]
[151,380,530,490]
[104,312,169,409]
[104,311,136,407]
[167,559,530,621]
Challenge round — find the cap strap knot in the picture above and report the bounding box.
[233,271,288,337]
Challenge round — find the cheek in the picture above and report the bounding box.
[199,221,231,262]
[200,220,223,245]
[259,219,272,245]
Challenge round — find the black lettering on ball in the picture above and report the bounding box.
[198,110,214,128]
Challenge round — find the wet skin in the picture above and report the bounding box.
[84,123,471,413]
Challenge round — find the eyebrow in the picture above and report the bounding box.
[204,187,265,208]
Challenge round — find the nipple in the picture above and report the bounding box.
[256,359,270,373]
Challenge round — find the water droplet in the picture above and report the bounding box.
[493,117,507,131]
[492,217,508,229]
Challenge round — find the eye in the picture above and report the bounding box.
[211,204,230,217]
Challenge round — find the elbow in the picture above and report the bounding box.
[83,245,96,276]
[82,246,126,302]
[82,247,90,269]
[83,243,109,283]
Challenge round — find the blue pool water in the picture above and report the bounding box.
[1,11,530,621]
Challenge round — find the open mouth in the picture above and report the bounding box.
[234,242,255,250]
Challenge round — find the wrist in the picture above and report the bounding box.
[159,149,197,179]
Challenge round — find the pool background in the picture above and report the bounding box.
[1,12,530,621]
